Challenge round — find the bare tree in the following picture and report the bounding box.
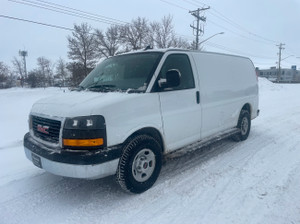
[120,17,150,50]
[0,62,10,88]
[188,40,204,50]
[95,25,121,58]
[37,57,53,87]
[150,15,190,49]
[0,62,16,88]
[151,15,175,48]
[172,36,190,49]
[27,69,42,88]
[0,62,9,82]
[55,57,68,86]
[67,23,97,77]
[12,57,25,87]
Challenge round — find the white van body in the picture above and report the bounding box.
[24,49,259,193]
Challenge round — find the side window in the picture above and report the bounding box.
[157,54,195,91]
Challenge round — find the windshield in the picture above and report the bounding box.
[79,52,163,93]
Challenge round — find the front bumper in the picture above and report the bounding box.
[24,133,121,179]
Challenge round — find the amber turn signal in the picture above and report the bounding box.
[63,138,103,147]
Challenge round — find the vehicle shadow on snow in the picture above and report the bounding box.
[21,136,252,210]
[160,137,239,180]
[53,137,240,195]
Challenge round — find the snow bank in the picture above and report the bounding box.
[258,77,283,92]
[0,87,67,149]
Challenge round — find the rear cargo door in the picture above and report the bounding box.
[153,53,201,152]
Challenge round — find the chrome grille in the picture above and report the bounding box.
[31,115,61,144]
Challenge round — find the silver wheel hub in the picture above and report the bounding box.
[241,117,249,135]
[132,149,156,182]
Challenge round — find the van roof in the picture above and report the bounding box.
[123,48,251,61]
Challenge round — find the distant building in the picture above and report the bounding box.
[257,66,300,83]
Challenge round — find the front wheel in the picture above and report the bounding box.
[116,135,162,194]
[232,110,251,142]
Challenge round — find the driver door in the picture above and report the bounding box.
[153,53,201,152]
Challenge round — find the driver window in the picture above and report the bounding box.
[157,54,195,91]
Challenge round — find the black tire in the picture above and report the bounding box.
[116,135,162,194]
[232,110,251,142]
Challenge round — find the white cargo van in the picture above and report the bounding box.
[24,49,259,193]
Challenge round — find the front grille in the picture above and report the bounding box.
[31,115,61,144]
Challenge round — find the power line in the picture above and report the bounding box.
[284,47,299,57]
[1,13,134,46]
[206,20,274,46]
[206,42,272,59]
[190,0,279,44]
[0,13,106,38]
[8,0,128,26]
[178,0,279,45]
[0,14,74,31]
[35,0,128,25]
[207,12,275,46]
[177,31,290,65]
[204,41,276,60]
[159,0,189,11]
[179,1,262,44]
[209,8,279,44]
[175,31,279,61]
[9,0,125,25]
[190,0,209,7]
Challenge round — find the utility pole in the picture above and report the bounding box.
[19,50,28,79]
[190,7,210,50]
[276,43,285,82]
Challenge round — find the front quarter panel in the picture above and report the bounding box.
[93,93,163,147]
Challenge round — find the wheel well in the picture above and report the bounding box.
[125,128,165,153]
[242,103,251,115]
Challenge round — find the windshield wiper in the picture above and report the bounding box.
[87,84,119,92]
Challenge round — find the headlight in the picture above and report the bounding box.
[63,115,106,148]
[64,115,105,129]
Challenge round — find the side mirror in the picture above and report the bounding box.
[158,69,181,88]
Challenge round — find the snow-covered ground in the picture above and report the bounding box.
[0,79,300,224]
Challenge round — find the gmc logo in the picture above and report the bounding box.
[37,124,49,134]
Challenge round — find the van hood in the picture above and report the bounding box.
[31,91,135,118]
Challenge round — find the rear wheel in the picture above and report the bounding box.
[232,110,251,141]
[116,135,162,194]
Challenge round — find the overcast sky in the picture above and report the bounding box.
[1,0,300,71]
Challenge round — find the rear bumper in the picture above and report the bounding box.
[24,132,121,179]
